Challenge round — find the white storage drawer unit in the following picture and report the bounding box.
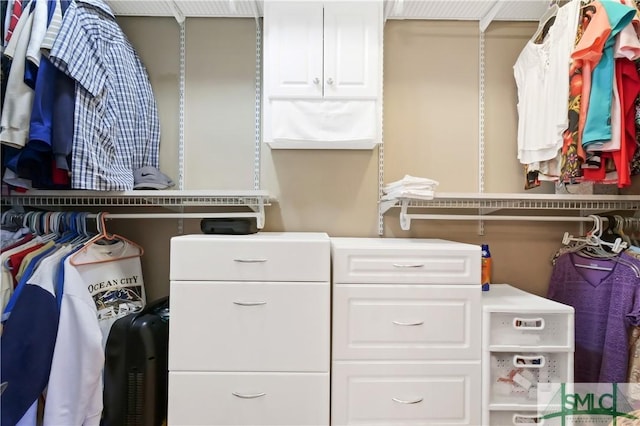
[331,237,482,426]
[168,372,328,426]
[332,237,481,284]
[332,284,480,361]
[169,233,331,426]
[482,284,574,425]
[489,312,572,349]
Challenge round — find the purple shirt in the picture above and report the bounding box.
[547,252,640,383]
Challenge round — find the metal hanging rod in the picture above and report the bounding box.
[95,212,265,228]
[398,213,605,231]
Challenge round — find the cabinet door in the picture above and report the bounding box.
[264,1,323,99]
[323,1,381,99]
[169,281,330,372]
[333,284,481,361]
[169,372,329,425]
[332,362,481,425]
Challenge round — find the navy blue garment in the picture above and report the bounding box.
[1,252,61,426]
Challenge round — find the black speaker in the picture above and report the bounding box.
[200,218,258,235]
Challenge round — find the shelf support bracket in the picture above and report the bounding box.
[479,1,504,32]
[168,1,185,24]
[399,200,411,231]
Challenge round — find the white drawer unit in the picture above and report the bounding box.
[332,362,481,425]
[332,237,481,284]
[482,284,574,425]
[331,237,482,425]
[170,281,330,371]
[168,372,329,426]
[168,233,331,426]
[332,284,481,360]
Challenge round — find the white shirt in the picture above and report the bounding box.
[43,256,104,426]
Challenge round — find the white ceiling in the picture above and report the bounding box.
[107,0,550,23]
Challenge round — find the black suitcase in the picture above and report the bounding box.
[102,297,170,426]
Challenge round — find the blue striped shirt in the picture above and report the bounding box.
[48,0,160,190]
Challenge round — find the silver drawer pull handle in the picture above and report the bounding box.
[393,320,424,326]
[233,301,267,306]
[392,263,425,268]
[234,258,268,263]
[232,392,266,399]
[392,397,423,404]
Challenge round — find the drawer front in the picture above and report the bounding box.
[168,372,329,425]
[333,285,481,360]
[170,234,329,282]
[331,362,481,425]
[169,281,329,372]
[489,410,545,426]
[332,245,480,284]
[488,312,574,349]
[489,352,573,406]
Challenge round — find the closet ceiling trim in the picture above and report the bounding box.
[107,0,550,23]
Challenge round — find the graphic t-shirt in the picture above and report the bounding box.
[70,240,146,348]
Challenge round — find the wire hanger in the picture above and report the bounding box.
[69,212,144,266]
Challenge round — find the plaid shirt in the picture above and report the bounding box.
[48,0,159,190]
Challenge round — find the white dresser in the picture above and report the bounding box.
[168,232,331,426]
[330,238,483,425]
[482,284,574,426]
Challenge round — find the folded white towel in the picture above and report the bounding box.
[381,189,435,201]
[383,175,439,193]
[271,99,377,143]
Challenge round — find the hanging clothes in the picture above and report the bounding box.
[548,250,640,383]
[516,0,640,189]
[514,0,581,185]
[47,0,160,190]
[0,211,148,425]
[0,0,163,191]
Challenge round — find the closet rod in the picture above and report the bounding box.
[81,212,264,228]
[398,213,606,231]
[402,214,602,222]
[91,213,260,220]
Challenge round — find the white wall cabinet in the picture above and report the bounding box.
[264,1,380,99]
[263,0,383,149]
[330,238,483,425]
[482,284,574,426]
[168,233,331,426]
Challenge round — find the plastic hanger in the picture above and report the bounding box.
[69,212,144,266]
[532,3,559,42]
[562,215,628,254]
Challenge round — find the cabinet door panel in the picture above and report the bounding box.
[169,281,330,371]
[264,2,323,98]
[333,284,481,360]
[169,372,329,425]
[324,2,381,99]
[331,362,481,425]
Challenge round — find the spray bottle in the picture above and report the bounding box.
[481,244,491,291]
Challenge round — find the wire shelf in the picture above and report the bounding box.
[395,193,640,211]
[2,190,270,207]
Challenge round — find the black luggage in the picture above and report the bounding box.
[102,297,170,426]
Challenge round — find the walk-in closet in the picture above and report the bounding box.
[2,0,640,425]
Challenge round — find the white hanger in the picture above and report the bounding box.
[562,215,628,254]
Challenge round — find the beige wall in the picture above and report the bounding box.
[114,16,637,302]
